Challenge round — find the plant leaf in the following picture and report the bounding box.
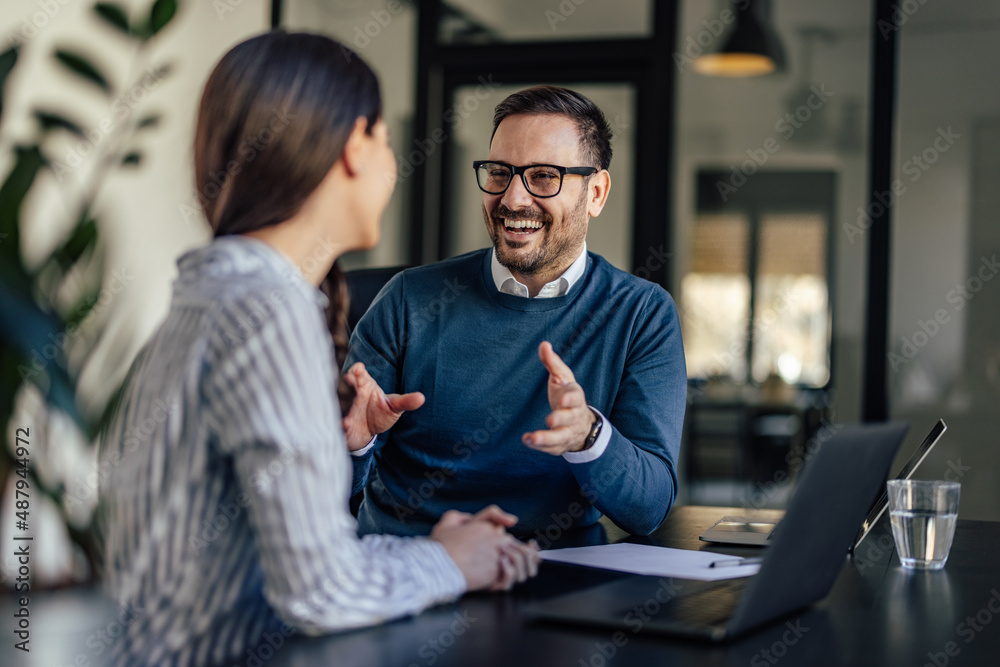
[0,47,18,119]
[52,216,98,271]
[0,146,44,294]
[34,110,85,137]
[38,361,86,430]
[94,3,131,35]
[0,348,28,452]
[136,114,160,130]
[55,50,111,94]
[148,0,178,38]
[121,152,141,166]
[61,280,102,331]
[0,289,84,429]
[0,289,60,360]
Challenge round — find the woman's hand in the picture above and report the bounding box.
[341,362,425,451]
[430,506,540,591]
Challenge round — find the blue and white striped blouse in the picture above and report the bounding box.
[98,235,465,666]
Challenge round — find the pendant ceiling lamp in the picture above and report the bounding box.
[693,0,786,77]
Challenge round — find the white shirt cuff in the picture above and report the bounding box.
[350,434,378,457]
[562,408,611,464]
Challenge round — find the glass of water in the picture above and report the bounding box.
[887,480,961,570]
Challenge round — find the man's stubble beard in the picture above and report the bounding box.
[484,188,589,277]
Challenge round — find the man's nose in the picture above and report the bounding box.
[501,173,535,210]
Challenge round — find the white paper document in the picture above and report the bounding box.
[540,543,762,581]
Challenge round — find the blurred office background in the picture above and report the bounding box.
[1,0,998,590]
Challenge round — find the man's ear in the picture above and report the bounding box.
[587,169,611,218]
[340,117,371,178]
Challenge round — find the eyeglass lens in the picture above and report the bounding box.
[477,163,563,197]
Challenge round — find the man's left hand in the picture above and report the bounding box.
[522,341,595,455]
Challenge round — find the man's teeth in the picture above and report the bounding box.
[503,219,543,230]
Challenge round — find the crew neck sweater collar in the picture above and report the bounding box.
[489,242,588,298]
[479,248,593,312]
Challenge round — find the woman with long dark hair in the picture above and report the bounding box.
[98,31,537,665]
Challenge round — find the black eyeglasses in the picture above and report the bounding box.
[473,161,598,198]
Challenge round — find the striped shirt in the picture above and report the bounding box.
[98,236,465,666]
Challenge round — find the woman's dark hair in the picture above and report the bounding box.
[195,31,380,413]
[490,85,613,170]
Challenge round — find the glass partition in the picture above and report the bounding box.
[889,0,1000,520]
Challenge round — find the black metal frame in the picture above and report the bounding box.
[270,0,281,29]
[861,0,898,422]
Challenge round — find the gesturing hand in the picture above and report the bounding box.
[521,341,595,455]
[341,362,425,451]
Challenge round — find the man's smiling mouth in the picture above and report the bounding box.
[499,218,544,236]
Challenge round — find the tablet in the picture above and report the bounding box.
[852,418,947,550]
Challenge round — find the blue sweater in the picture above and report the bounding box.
[346,249,686,538]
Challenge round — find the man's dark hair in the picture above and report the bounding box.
[490,85,613,171]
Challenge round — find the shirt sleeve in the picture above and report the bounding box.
[561,409,612,464]
[351,435,378,457]
[349,435,378,498]
[564,288,687,535]
[203,284,465,634]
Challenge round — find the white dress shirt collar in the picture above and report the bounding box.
[490,242,588,298]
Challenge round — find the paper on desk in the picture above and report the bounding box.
[540,543,761,581]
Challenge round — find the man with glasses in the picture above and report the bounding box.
[341,86,686,542]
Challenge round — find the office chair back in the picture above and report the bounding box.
[344,265,410,334]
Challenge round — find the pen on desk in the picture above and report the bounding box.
[709,557,765,569]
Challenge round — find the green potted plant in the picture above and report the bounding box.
[0,0,178,588]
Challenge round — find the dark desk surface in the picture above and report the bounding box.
[7,506,1000,667]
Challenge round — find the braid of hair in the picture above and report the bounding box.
[321,262,355,416]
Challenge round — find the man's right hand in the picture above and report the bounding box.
[342,362,425,451]
[430,506,540,591]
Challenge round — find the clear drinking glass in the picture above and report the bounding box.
[887,480,961,570]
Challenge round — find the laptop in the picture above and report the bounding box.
[526,421,909,642]
[699,419,946,548]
